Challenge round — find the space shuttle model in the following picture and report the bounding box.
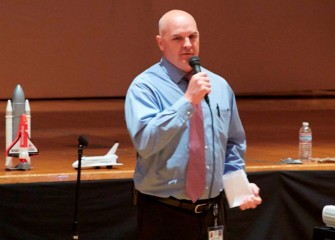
[5,84,39,170]
[72,143,122,169]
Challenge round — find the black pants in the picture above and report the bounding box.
[137,192,227,240]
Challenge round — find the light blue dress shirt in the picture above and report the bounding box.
[125,57,246,200]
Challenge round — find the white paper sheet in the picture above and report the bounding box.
[222,169,253,208]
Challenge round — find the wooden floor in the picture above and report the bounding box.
[1,97,335,184]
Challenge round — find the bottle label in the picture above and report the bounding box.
[299,142,312,159]
[299,133,312,142]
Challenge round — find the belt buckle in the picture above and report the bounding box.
[194,203,207,213]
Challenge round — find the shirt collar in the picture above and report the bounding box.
[159,57,187,84]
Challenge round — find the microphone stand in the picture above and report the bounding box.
[72,136,88,240]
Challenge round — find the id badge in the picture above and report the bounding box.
[208,225,224,240]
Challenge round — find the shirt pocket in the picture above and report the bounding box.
[216,106,231,135]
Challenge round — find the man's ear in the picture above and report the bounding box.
[156,35,164,51]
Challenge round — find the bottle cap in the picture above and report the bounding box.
[303,122,309,126]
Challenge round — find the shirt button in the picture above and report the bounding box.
[206,165,210,170]
[205,145,208,150]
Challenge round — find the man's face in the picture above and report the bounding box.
[156,15,200,73]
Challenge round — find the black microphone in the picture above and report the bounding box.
[188,56,210,105]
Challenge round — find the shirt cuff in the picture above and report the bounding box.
[171,97,195,120]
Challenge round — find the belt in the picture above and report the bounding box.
[149,195,218,214]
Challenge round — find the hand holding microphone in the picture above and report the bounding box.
[184,56,211,105]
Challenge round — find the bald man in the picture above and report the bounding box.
[125,10,262,240]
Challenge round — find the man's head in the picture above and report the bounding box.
[156,10,200,73]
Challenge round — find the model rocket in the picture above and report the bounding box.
[6,114,39,169]
[5,84,38,170]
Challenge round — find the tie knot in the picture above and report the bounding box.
[182,74,192,82]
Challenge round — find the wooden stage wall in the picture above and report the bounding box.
[1,97,335,184]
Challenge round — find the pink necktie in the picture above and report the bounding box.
[186,102,206,203]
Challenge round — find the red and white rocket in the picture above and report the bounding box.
[5,84,38,170]
[6,114,38,168]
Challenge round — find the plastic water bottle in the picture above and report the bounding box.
[299,122,312,160]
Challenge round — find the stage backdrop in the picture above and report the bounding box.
[1,0,335,99]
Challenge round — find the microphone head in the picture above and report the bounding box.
[188,56,200,67]
[78,135,88,147]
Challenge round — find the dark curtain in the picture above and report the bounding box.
[0,179,137,240]
[225,171,335,240]
[1,171,335,240]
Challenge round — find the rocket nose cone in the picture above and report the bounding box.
[20,114,28,123]
[6,100,13,112]
[12,84,25,102]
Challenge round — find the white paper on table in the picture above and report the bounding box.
[222,169,254,208]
